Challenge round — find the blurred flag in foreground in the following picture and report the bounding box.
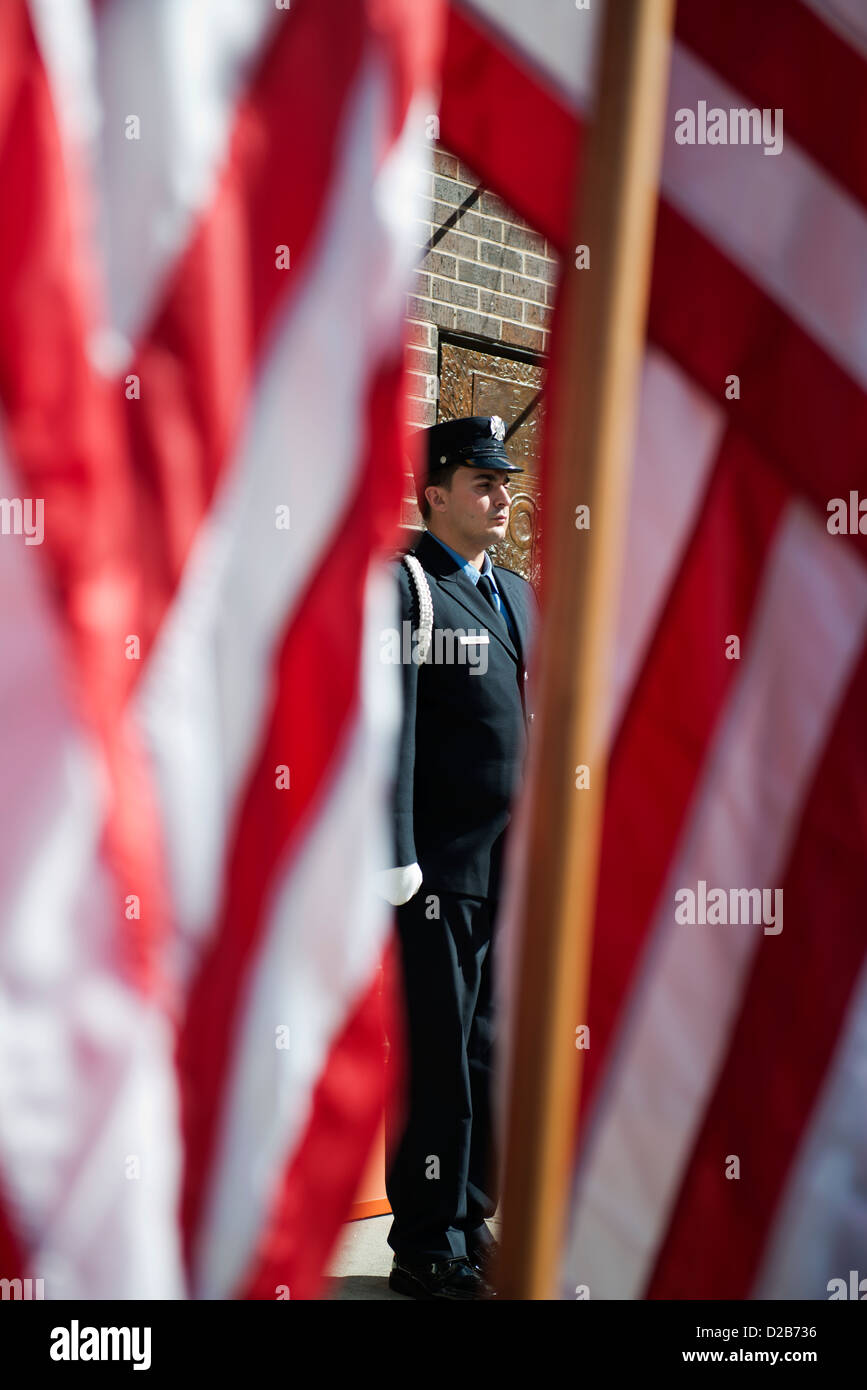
[0,0,441,1298]
[441,0,867,1297]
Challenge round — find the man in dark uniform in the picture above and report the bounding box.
[380,415,537,1300]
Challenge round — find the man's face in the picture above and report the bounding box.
[427,466,514,547]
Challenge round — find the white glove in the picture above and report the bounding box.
[374,863,423,906]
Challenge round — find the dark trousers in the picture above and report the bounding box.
[385,888,499,1263]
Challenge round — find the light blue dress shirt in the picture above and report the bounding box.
[427,532,517,643]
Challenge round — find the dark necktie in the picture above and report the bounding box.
[477,573,510,638]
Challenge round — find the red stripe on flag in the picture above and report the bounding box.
[649,202,867,566]
[177,354,407,1275]
[581,433,787,1115]
[675,0,867,214]
[440,1,579,247]
[0,1177,25,1284]
[441,6,867,562]
[0,0,168,989]
[0,0,135,682]
[237,935,406,1300]
[171,0,437,1280]
[126,0,367,652]
[366,0,446,141]
[645,639,867,1298]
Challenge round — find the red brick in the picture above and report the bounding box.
[433,229,479,259]
[503,222,547,255]
[479,241,522,271]
[501,271,547,304]
[430,200,481,236]
[432,276,479,308]
[479,217,503,242]
[500,320,544,352]
[401,496,424,528]
[420,249,457,278]
[523,252,559,284]
[523,300,552,330]
[406,370,436,400]
[406,295,456,330]
[458,261,501,290]
[433,149,459,178]
[433,175,475,206]
[405,347,437,374]
[455,308,502,339]
[479,191,510,218]
[478,290,524,322]
[406,397,437,426]
[405,319,433,347]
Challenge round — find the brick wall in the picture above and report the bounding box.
[402,146,560,527]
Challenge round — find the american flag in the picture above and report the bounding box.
[3,0,865,1306]
[0,0,442,1299]
[440,0,867,1297]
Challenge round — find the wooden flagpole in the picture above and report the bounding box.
[494,0,675,1300]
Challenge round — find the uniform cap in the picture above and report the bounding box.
[424,415,523,479]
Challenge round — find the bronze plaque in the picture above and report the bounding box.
[473,377,541,471]
[439,341,544,585]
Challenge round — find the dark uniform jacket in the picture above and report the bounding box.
[392,529,537,900]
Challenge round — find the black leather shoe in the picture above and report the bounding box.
[389,1255,496,1300]
[469,1237,499,1282]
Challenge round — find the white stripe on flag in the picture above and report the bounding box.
[194,563,401,1297]
[135,58,431,958]
[458,0,601,111]
[610,348,726,738]
[562,502,867,1299]
[752,956,867,1299]
[496,356,724,1200]
[661,44,867,391]
[92,0,277,352]
[460,5,867,392]
[28,0,101,156]
[800,0,867,60]
[187,59,431,1295]
[0,436,185,1299]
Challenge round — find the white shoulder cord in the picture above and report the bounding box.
[401,552,433,665]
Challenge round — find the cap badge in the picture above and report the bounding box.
[489,415,506,442]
